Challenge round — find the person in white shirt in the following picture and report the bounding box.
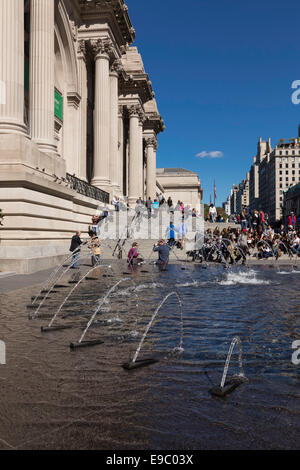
[208,204,217,223]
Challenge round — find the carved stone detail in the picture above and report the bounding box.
[128,105,141,118]
[145,137,158,150]
[90,38,114,59]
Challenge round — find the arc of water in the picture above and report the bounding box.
[31,252,88,319]
[77,277,136,345]
[220,336,245,388]
[31,247,90,305]
[253,238,276,263]
[46,263,114,328]
[206,239,229,268]
[219,238,237,266]
[131,291,183,364]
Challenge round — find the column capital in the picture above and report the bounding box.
[77,40,87,61]
[90,38,113,60]
[145,137,158,150]
[110,59,123,76]
[138,111,146,127]
[128,105,141,118]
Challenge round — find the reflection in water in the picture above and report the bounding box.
[0,263,300,450]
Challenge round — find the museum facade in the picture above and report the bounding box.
[0,0,166,272]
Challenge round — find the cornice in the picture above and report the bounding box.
[78,0,135,46]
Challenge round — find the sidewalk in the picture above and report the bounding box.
[0,268,53,294]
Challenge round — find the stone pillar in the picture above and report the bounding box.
[91,39,111,190]
[128,105,140,206]
[109,62,120,194]
[118,105,124,195]
[30,0,56,153]
[78,40,87,180]
[0,0,26,134]
[138,116,144,199]
[146,137,158,200]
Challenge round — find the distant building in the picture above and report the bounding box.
[156,168,202,211]
[230,185,238,215]
[226,128,300,224]
[249,137,271,209]
[236,174,250,215]
[223,196,231,216]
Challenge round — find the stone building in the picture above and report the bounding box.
[0,0,165,272]
[235,173,249,215]
[230,185,238,215]
[227,128,300,224]
[249,137,271,210]
[156,168,202,211]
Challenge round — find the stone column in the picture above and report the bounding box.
[138,116,145,199]
[146,137,158,200]
[118,105,124,195]
[30,0,56,153]
[0,0,26,134]
[91,39,111,190]
[78,40,87,180]
[109,61,120,194]
[128,105,140,206]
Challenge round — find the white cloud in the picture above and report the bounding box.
[195,150,224,159]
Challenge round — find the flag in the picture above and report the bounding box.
[214,181,217,200]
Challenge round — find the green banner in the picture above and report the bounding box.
[54,89,63,121]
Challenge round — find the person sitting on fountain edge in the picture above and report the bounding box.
[127,242,144,266]
[153,239,170,270]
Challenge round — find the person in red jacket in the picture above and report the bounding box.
[287,212,296,229]
[259,210,265,230]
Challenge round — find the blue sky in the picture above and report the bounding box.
[128,0,300,205]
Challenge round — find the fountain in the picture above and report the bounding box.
[210,336,248,397]
[29,252,89,319]
[29,246,90,307]
[122,291,183,370]
[70,277,139,349]
[41,263,114,332]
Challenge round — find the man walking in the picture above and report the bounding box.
[146,197,153,218]
[69,230,83,269]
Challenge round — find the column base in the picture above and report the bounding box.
[0,121,28,135]
[128,196,139,207]
[33,139,57,155]
[91,178,111,195]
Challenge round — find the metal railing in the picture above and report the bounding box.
[66,173,110,204]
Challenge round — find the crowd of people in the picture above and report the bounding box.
[191,205,300,263]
